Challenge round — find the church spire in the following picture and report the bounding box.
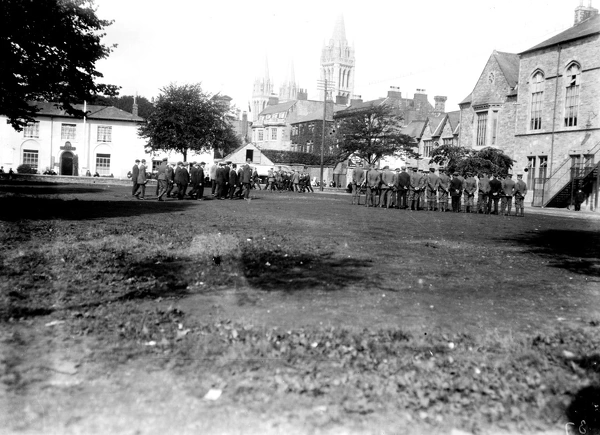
[331,15,347,44]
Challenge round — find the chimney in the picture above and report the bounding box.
[242,111,248,141]
[434,96,447,113]
[297,88,308,100]
[335,95,348,105]
[387,86,402,99]
[575,0,598,25]
[350,95,363,105]
[267,95,279,106]
[132,95,139,117]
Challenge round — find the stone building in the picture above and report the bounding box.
[320,15,355,101]
[459,3,600,210]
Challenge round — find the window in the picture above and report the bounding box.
[23,122,40,138]
[96,153,111,176]
[564,63,580,127]
[152,160,161,172]
[539,156,548,179]
[271,128,277,140]
[423,140,433,158]
[476,112,488,146]
[442,137,453,146]
[97,126,112,142]
[258,130,264,141]
[246,150,254,162]
[530,71,544,130]
[527,156,536,186]
[23,149,39,169]
[491,110,499,146]
[61,123,77,140]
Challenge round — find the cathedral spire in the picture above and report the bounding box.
[331,15,347,44]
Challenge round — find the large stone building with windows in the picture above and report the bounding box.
[458,3,600,210]
[0,102,146,177]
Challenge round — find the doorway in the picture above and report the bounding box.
[60,152,73,175]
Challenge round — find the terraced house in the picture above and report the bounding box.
[459,3,600,210]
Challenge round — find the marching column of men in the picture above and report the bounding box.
[350,164,528,217]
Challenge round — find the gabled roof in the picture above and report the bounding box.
[494,51,520,89]
[401,120,427,139]
[291,104,345,124]
[459,92,472,106]
[259,101,296,116]
[521,14,600,54]
[428,114,446,137]
[446,111,461,135]
[335,98,387,117]
[30,101,144,122]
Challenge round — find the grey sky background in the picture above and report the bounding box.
[95,0,581,114]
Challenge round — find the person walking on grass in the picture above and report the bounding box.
[131,159,140,197]
[135,159,147,199]
[174,162,189,200]
[156,157,168,201]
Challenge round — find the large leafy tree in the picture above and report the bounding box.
[138,83,239,161]
[334,103,417,166]
[429,145,514,176]
[1,0,119,130]
[100,95,155,119]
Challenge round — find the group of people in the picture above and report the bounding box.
[351,165,528,217]
[265,167,314,193]
[130,158,258,201]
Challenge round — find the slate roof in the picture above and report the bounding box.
[258,101,296,116]
[521,14,600,54]
[334,98,387,117]
[459,92,472,106]
[30,101,144,122]
[494,51,520,89]
[446,111,461,134]
[428,114,446,137]
[401,120,427,139]
[291,104,345,124]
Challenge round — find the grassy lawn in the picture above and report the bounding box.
[1,182,600,434]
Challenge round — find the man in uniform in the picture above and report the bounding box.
[380,166,395,208]
[417,169,427,210]
[131,159,140,197]
[396,167,410,209]
[477,172,490,214]
[489,174,502,215]
[426,167,440,211]
[463,172,477,213]
[365,165,380,207]
[351,163,365,205]
[449,171,463,212]
[156,157,169,201]
[513,173,527,216]
[501,173,516,215]
[437,168,450,212]
[408,167,420,211]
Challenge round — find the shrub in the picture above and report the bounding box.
[16,164,37,174]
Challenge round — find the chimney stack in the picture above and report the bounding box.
[434,96,447,113]
[297,88,308,100]
[267,95,279,106]
[575,0,598,25]
[132,95,139,117]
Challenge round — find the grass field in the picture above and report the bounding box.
[1,182,600,435]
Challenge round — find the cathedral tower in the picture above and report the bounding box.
[279,61,298,103]
[320,15,355,102]
[251,57,274,122]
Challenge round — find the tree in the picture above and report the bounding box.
[104,95,155,119]
[1,0,119,130]
[334,103,418,166]
[138,83,236,161]
[429,145,514,176]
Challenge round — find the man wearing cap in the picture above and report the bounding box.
[408,167,419,211]
[239,159,253,199]
[380,166,395,208]
[437,168,450,212]
[157,157,169,201]
[396,166,410,209]
[513,174,527,216]
[501,173,516,216]
[209,161,218,196]
[174,162,189,200]
[365,164,380,207]
[131,159,140,197]
[228,163,239,199]
[488,174,502,214]
[449,171,463,212]
[351,163,365,205]
[477,172,491,214]
[187,162,200,199]
[166,163,176,198]
[463,172,477,213]
[135,159,147,199]
[215,162,227,199]
[426,168,439,211]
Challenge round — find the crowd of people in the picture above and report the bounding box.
[350,165,528,217]
[130,158,260,201]
[264,167,314,193]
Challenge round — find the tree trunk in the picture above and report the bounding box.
[183,149,187,162]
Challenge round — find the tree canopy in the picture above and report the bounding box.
[334,104,418,166]
[91,95,155,119]
[138,83,241,161]
[429,145,514,176]
[1,0,119,130]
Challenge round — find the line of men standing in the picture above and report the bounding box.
[351,165,528,217]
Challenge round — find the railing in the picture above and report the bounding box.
[542,141,600,206]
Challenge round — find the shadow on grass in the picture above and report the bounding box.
[0,183,106,195]
[119,257,194,300]
[241,250,373,291]
[0,196,191,221]
[505,229,600,277]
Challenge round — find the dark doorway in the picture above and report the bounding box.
[60,152,73,176]
[246,149,254,162]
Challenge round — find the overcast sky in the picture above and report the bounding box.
[94,0,582,115]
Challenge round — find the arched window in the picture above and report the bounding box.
[564,63,581,127]
[530,71,544,130]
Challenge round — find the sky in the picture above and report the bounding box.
[94,0,584,116]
